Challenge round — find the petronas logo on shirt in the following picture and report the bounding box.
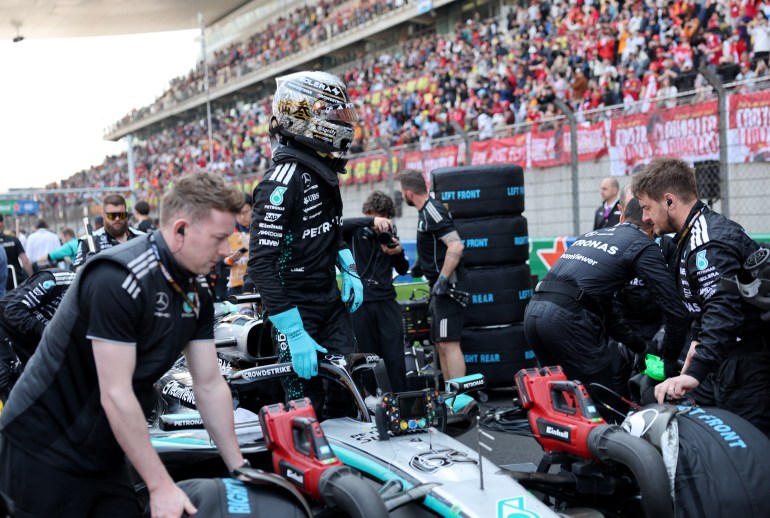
[270,187,287,205]
[183,292,196,313]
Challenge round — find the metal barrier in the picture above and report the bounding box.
[339,74,770,239]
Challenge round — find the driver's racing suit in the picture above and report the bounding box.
[248,142,356,417]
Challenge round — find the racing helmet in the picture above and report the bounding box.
[270,71,358,154]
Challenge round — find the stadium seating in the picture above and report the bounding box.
[44,0,770,207]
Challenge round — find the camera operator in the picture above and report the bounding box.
[342,191,409,392]
[633,157,770,436]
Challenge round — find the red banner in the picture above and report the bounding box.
[576,121,609,162]
[609,101,718,175]
[399,147,459,187]
[728,90,770,163]
[529,126,571,169]
[470,134,527,165]
[342,153,400,184]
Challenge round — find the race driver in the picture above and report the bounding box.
[248,70,363,419]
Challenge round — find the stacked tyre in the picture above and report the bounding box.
[431,164,537,387]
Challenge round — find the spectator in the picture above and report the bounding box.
[23,220,60,272]
[656,75,678,109]
[750,12,770,63]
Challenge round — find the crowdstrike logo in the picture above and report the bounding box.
[241,364,293,379]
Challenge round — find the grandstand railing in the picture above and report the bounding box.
[337,74,770,238]
[38,76,770,240]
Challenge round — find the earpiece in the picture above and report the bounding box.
[177,226,185,236]
[666,198,672,207]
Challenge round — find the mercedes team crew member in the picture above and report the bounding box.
[399,169,467,380]
[0,268,75,404]
[342,191,409,392]
[611,188,682,397]
[0,173,249,517]
[72,193,144,270]
[523,198,689,413]
[248,71,363,418]
[633,157,770,436]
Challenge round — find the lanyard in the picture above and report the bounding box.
[675,208,703,255]
[149,235,199,319]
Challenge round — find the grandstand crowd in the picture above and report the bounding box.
[44,0,770,209]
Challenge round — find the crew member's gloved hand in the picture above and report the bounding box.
[410,262,424,278]
[337,249,363,312]
[269,308,327,379]
[664,358,680,379]
[432,274,449,296]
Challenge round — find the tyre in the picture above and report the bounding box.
[431,164,525,218]
[454,216,529,267]
[461,324,538,387]
[463,265,532,326]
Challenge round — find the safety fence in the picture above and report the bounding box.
[340,75,770,239]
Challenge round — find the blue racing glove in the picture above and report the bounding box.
[269,308,328,379]
[337,249,363,312]
[432,274,449,296]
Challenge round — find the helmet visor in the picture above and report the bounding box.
[314,101,359,123]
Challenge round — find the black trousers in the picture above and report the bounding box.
[691,350,770,438]
[272,288,356,419]
[352,298,406,392]
[524,295,618,421]
[0,438,139,518]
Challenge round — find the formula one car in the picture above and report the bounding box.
[146,296,770,518]
[147,295,565,515]
[146,347,565,517]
